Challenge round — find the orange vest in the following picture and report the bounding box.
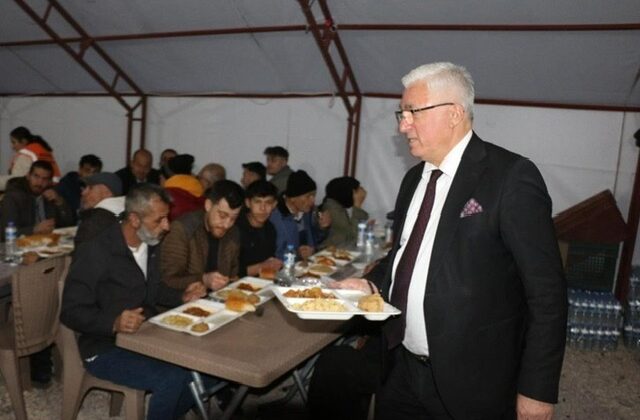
[18,143,61,182]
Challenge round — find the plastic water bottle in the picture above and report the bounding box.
[384,220,393,244]
[365,230,375,256]
[4,222,18,265]
[278,244,296,286]
[357,222,366,248]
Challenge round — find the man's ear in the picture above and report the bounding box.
[129,212,141,229]
[245,198,252,208]
[450,104,466,127]
[204,198,213,212]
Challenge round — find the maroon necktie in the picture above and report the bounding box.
[385,169,443,349]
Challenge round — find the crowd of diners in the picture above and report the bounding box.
[1,61,568,420]
[0,130,369,418]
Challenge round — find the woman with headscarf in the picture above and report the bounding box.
[320,176,368,248]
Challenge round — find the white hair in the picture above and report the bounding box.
[401,62,475,120]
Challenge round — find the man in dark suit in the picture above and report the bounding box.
[115,149,160,195]
[337,62,567,419]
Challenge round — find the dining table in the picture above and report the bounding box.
[117,297,349,419]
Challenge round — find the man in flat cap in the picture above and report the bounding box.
[75,172,124,244]
[264,146,292,194]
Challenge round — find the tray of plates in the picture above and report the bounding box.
[272,286,401,321]
[148,299,241,336]
[209,277,274,306]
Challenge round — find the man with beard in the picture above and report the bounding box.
[0,160,73,240]
[61,184,208,420]
[236,180,282,277]
[161,180,244,292]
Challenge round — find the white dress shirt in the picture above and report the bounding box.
[391,130,472,356]
[129,242,149,279]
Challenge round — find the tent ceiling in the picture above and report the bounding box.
[1,0,639,109]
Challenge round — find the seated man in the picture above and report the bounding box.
[240,161,266,188]
[55,154,103,223]
[270,170,321,260]
[161,180,244,292]
[197,163,226,192]
[162,154,205,220]
[61,184,207,420]
[264,146,292,194]
[0,160,73,240]
[75,172,124,245]
[116,149,160,195]
[158,148,177,169]
[236,180,282,277]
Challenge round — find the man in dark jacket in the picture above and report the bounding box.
[55,154,102,223]
[115,149,160,195]
[61,184,208,420]
[0,160,73,240]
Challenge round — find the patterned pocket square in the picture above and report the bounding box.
[460,198,483,218]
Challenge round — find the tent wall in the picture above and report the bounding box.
[1,96,639,263]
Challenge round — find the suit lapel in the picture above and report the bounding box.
[426,133,488,292]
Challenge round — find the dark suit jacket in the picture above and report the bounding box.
[115,166,160,195]
[368,133,567,418]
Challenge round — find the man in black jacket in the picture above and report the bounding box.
[336,62,566,419]
[115,149,160,195]
[0,160,73,240]
[61,184,208,420]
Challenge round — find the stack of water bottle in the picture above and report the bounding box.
[566,288,623,351]
[623,266,640,350]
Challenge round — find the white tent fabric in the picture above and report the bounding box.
[1,1,639,108]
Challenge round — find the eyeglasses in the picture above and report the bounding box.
[395,102,455,124]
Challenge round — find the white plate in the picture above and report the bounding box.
[272,286,400,321]
[314,249,361,266]
[34,244,74,258]
[209,276,274,304]
[149,299,241,336]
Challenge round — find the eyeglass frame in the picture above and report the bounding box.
[395,102,455,124]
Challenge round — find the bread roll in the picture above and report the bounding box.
[358,294,384,312]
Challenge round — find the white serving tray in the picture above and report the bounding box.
[209,276,274,305]
[148,299,241,337]
[272,286,400,321]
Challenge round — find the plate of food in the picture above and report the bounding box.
[272,286,401,321]
[209,277,274,311]
[314,247,360,266]
[16,233,61,250]
[334,289,402,321]
[149,299,240,336]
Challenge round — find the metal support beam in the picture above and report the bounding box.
[13,0,147,164]
[298,0,363,175]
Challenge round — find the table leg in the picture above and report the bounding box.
[220,385,249,420]
[292,369,307,404]
[189,373,209,419]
